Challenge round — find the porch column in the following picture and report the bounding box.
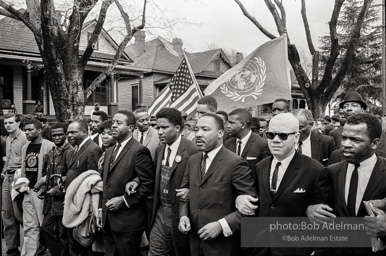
[23,60,35,114]
[107,73,118,117]
[136,75,146,109]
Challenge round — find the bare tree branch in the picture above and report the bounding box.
[233,0,276,39]
[300,0,315,55]
[323,0,373,98]
[264,0,286,36]
[273,0,286,27]
[81,0,114,67]
[85,0,147,98]
[317,0,345,92]
[0,8,17,19]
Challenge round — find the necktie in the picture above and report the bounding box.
[347,163,360,216]
[165,147,172,167]
[140,132,144,144]
[271,162,281,191]
[73,146,79,155]
[297,141,303,154]
[237,140,242,156]
[110,143,122,165]
[201,153,208,180]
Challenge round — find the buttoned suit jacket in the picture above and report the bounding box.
[224,132,271,177]
[254,152,330,256]
[64,139,102,189]
[102,138,155,233]
[324,157,386,256]
[152,137,198,256]
[180,146,256,256]
[310,131,336,166]
[133,126,160,162]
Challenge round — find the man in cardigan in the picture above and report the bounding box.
[20,119,54,256]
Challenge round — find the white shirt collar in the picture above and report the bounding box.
[205,144,223,162]
[77,137,90,152]
[167,134,182,153]
[238,130,252,145]
[117,136,132,148]
[272,150,296,170]
[301,132,311,147]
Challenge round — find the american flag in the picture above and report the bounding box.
[148,53,203,116]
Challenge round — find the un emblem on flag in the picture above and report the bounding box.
[220,57,266,102]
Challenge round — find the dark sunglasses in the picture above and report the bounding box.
[266,132,296,141]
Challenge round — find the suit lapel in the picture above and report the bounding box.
[144,127,154,146]
[109,139,133,173]
[262,157,274,201]
[228,138,236,154]
[241,134,254,158]
[170,140,186,176]
[69,139,89,166]
[338,162,349,216]
[310,132,321,162]
[201,147,223,185]
[273,152,300,201]
[358,157,386,214]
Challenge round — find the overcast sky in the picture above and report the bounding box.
[148,0,381,57]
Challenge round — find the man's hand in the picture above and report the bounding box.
[364,207,386,237]
[46,186,62,197]
[176,188,189,199]
[179,216,191,234]
[236,195,258,215]
[106,196,124,212]
[125,181,139,195]
[306,204,336,224]
[198,221,222,240]
[33,179,45,192]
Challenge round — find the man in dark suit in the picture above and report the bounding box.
[65,120,102,256]
[149,108,198,256]
[179,113,256,256]
[237,113,330,256]
[308,113,386,256]
[293,109,336,165]
[225,108,270,176]
[102,110,155,256]
[90,110,108,148]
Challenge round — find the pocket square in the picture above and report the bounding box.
[293,188,306,193]
[246,157,257,160]
[323,158,329,162]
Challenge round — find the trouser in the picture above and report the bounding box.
[21,191,44,256]
[149,206,174,256]
[103,219,143,256]
[1,173,21,252]
[41,210,69,256]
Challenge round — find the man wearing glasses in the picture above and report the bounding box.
[236,113,329,256]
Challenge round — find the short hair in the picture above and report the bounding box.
[92,110,108,122]
[24,119,43,130]
[201,113,224,130]
[133,108,148,118]
[274,98,291,111]
[345,113,382,142]
[51,122,68,134]
[197,96,217,112]
[156,108,183,127]
[72,119,88,133]
[4,112,20,122]
[99,120,113,133]
[293,109,313,122]
[116,110,136,126]
[216,110,228,122]
[229,108,252,126]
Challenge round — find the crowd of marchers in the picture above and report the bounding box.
[1,90,386,256]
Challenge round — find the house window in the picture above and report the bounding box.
[84,71,107,105]
[132,85,139,111]
[87,32,99,50]
[0,65,14,107]
[261,103,272,114]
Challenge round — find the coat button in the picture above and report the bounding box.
[270,205,275,209]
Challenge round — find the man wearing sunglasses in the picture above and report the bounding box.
[236,113,329,256]
[293,109,336,166]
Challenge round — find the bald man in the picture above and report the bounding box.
[236,113,330,256]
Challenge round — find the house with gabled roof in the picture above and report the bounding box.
[122,31,233,110]
[0,16,149,116]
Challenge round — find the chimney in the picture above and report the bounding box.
[172,38,183,55]
[235,52,244,64]
[134,31,146,55]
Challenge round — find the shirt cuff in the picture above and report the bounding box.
[218,218,232,237]
[122,196,130,208]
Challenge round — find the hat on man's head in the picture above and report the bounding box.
[331,114,340,122]
[181,111,188,118]
[251,117,260,129]
[339,91,367,109]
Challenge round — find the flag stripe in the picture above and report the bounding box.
[171,90,200,112]
[148,87,171,115]
[170,84,196,108]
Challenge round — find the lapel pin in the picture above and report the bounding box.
[175,155,182,163]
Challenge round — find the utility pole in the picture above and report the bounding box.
[383,0,386,114]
